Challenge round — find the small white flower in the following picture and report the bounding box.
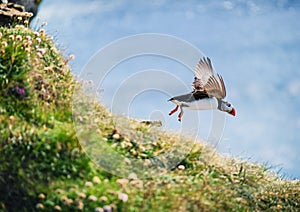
[85,181,93,187]
[178,165,185,170]
[65,198,73,206]
[103,205,112,212]
[25,47,31,53]
[38,48,46,54]
[88,195,97,202]
[24,12,32,17]
[60,195,68,202]
[38,193,45,199]
[1,41,7,47]
[120,142,127,149]
[77,200,84,210]
[78,192,86,199]
[100,196,108,202]
[54,205,62,211]
[36,52,43,58]
[112,133,120,140]
[118,192,128,203]
[50,46,58,54]
[93,176,101,184]
[15,24,24,29]
[94,207,104,212]
[40,29,45,35]
[36,203,44,209]
[9,35,14,40]
[16,35,22,41]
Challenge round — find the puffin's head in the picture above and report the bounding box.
[220,100,236,116]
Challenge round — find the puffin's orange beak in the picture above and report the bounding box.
[229,108,236,116]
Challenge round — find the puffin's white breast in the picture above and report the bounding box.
[185,97,218,110]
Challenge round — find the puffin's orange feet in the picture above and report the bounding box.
[169,105,179,116]
[178,109,183,122]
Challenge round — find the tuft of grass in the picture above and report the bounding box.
[0,25,299,211]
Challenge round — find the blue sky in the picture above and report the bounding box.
[36,0,300,179]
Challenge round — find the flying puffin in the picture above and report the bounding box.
[168,57,236,122]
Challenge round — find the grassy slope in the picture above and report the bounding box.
[0,25,299,211]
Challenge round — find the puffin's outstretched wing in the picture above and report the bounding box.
[204,74,226,99]
[192,57,226,99]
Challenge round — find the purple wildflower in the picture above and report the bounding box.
[16,86,25,96]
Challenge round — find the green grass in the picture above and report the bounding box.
[0,24,299,211]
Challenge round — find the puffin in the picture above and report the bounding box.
[168,57,236,122]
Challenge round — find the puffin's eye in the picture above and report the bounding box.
[227,103,231,107]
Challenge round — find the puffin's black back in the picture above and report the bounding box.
[169,91,209,103]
